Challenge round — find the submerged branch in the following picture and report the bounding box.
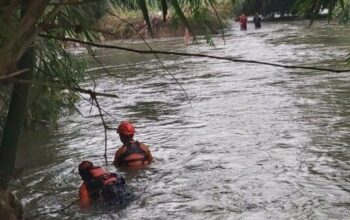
[78,93,113,117]
[39,35,350,73]
[90,93,109,165]
[26,199,79,220]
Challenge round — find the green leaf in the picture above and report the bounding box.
[207,0,225,44]
[137,0,153,37]
[161,0,168,21]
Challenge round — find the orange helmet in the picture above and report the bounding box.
[78,160,93,172]
[117,121,135,136]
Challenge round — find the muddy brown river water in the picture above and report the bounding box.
[15,20,350,219]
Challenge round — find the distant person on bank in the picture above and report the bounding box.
[253,14,262,28]
[113,121,153,168]
[239,13,248,30]
[78,161,134,211]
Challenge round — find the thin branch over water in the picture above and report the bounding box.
[106,10,193,108]
[40,34,350,73]
[6,79,119,98]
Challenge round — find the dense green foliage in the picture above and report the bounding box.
[233,0,296,16]
[232,0,347,20]
[295,0,342,18]
[28,38,87,126]
[0,2,96,129]
[335,0,350,23]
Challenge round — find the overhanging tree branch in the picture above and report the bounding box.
[106,10,193,108]
[90,92,109,165]
[26,199,79,220]
[0,69,29,81]
[39,18,193,108]
[39,34,350,73]
[5,78,119,98]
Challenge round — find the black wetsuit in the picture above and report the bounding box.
[253,16,262,28]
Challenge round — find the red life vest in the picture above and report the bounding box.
[80,167,133,208]
[89,167,117,186]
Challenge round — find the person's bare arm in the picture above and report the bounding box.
[79,184,91,211]
[140,143,153,163]
[113,146,125,167]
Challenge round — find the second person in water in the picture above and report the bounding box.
[113,121,153,168]
[239,13,248,30]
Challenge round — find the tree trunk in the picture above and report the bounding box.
[0,1,35,190]
[0,189,23,220]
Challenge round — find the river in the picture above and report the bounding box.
[16,20,350,219]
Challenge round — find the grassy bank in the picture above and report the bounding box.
[97,2,234,41]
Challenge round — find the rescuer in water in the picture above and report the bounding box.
[239,13,248,30]
[113,121,153,168]
[253,14,262,28]
[78,161,134,210]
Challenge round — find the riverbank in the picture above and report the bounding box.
[97,7,232,41]
[97,14,193,40]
